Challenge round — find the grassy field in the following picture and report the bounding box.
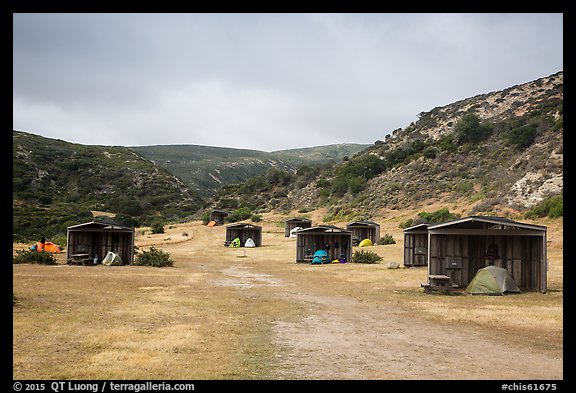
[12,209,563,380]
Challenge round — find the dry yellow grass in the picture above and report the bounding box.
[13,208,563,380]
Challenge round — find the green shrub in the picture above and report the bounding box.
[525,195,563,219]
[378,234,396,245]
[114,213,139,228]
[436,135,457,153]
[226,207,253,223]
[418,208,459,223]
[351,250,382,264]
[399,218,414,229]
[13,250,57,265]
[422,146,438,159]
[150,222,165,234]
[201,211,211,225]
[455,113,493,144]
[504,123,538,149]
[250,214,262,222]
[134,246,174,267]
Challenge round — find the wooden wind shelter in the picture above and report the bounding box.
[346,220,380,246]
[225,223,262,247]
[403,223,430,267]
[409,216,548,292]
[66,221,135,265]
[295,225,352,263]
[209,210,229,226]
[284,217,312,237]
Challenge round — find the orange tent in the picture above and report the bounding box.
[207,221,216,227]
[31,241,61,253]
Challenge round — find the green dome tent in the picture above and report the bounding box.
[228,238,241,248]
[466,265,520,295]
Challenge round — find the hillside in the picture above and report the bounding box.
[213,71,563,222]
[131,143,368,198]
[13,131,204,241]
[12,71,563,241]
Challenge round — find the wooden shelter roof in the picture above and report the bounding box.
[347,220,380,227]
[67,221,134,232]
[296,225,351,234]
[403,223,431,233]
[428,216,547,232]
[285,217,312,223]
[225,223,262,230]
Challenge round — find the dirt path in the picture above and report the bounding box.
[156,222,563,380]
[210,263,562,380]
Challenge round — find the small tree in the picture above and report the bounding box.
[455,113,493,144]
[134,246,174,267]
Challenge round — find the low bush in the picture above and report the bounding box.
[525,195,563,219]
[13,250,57,265]
[378,234,396,245]
[399,218,413,229]
[134,246,174,267]
[352,250,382,264]
[150,222,165,234]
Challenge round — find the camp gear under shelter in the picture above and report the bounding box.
[102,251,123,266]
[358,238,373,247]
[296,225,352,263]
[403,223,430,267]
[66,220,135,265]
[285,218,312,237]
[209,210,229,226]
[289,227,301,238]
[466,265,521,295]
[225,223,262,247]
[311,249,328,264]
[228,237,241,248]
[423,216,547,292]
[245,238,256,248]
[346,221,380,246]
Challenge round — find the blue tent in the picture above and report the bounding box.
[311,249,328,264]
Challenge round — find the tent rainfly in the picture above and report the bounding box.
[466,265,521,295]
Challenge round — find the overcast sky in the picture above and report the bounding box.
[13,13,563,151]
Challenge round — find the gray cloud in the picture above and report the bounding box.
[13,13,563,151]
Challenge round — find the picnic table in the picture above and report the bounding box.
[67,253,94,266]
[421,274,457,294]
